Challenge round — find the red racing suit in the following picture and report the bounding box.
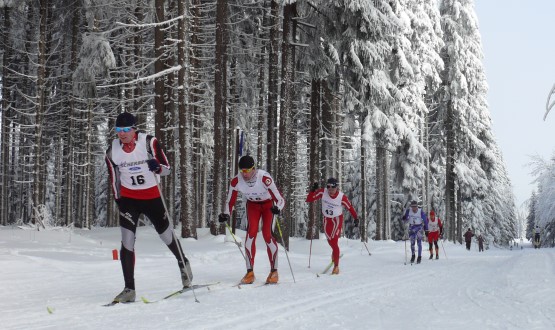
[306,188,358,267]
[224,169,285,271]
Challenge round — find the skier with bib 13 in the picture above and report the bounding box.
[305,178,359,275]
[402,200,428,264]
[105,112,193,303]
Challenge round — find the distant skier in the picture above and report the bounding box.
[427,210,443,259]
[477,234,484,252]
[402,201,428,264]
[105,112,193,303]
[306,178,359,274]
[218,155,286,285]
[533,225,541,249]
[464,228,474,251]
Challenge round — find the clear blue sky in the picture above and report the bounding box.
[474,0,555,209]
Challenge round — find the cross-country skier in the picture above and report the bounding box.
[427,210,443,259]
[305,178,359,275]
[464,228,474,251]
[533,225,541,248]
[218,155,286,285]
[402,200,428,264]
[477,234,484,252]
[105,112,193,303]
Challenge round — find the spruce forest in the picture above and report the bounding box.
[0,0,520,246]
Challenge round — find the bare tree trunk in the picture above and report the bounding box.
[360,141,368,242]
[306,79,321,240]
[266,0,280,173]
[211,0,228,234]
[375,144,386,241]
[33,0,50,226]
[445,98,456,242]
[154,0,165,139]
[178,0,195,238]
[276,1,296,248]
[1,6,12,226]
[84,100,94,229]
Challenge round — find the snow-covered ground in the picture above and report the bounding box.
[1,225,554,330]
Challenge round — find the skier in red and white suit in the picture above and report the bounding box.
[305,178,359,275]
[219,155,285,285]
[427,210,443,259]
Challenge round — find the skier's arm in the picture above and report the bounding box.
[421,210,429,230]
[224,177,239,215]
[264,175,286,211]
[148,135,170,176]
[306,189,324,202]
[105,148,121,200]
[341,195,358,219]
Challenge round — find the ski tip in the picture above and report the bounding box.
[46,306,54,314]
[140,297,151,304]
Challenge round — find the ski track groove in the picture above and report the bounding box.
[204,270,419,329]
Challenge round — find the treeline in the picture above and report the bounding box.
[0,0,517,245]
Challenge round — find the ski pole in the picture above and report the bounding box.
[440,238,448,259]
[223,221,248,263]
[275,216,296,283]
[308,233,313,268]
[362,240,371,256]
[151,162,199,303]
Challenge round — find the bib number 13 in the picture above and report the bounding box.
[131,175,145,185]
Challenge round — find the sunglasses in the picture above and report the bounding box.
[327,185,337,188]
[240,166,255,173]
[115,126,134,133]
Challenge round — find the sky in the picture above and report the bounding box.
[474,0,555,209]
[2,225,554,329]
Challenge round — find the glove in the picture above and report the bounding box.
[310,182,319,192]
[353,219,359,227]
[271,205,280,215]
[218,213,230,223]
[425,230,429,236]
[146,159,161,173]
[115,198,120,206]
[440,232,444,239]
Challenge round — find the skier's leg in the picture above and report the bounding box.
[118,198,140,290]
[260,202,278,270]
[245,201,262,270]
[324,217,342,266]
[145,198,193,286]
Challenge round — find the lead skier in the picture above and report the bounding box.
[105,112,193,303]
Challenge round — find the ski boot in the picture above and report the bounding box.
[410,254,415,263]
[113,288,136,303]
[331,266,340,275]
[429,254,433,260]
[241,270,255,284]
[416,256,422,264]
[436,254,439,260]
[266,270,279,284]
[180,260,193,288]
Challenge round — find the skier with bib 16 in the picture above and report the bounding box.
[105,112,193,303]
[402,201,428,264]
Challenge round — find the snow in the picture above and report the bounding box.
[2,226,554,330]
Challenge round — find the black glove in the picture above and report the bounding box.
[425,230,429,236]
[146,159,161,173]
[310,182,319,192]
[218,213,230,223]
[115,198,120,206]
[440,231,444,239]
[353,219,359,227]
[271,205,280,215]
